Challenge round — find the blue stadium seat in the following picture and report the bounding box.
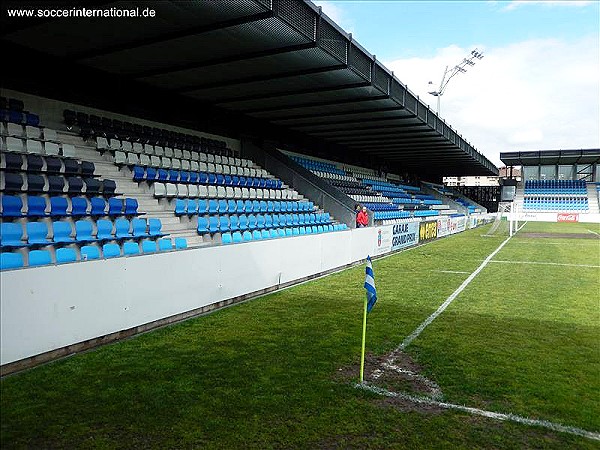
[56,247,77,264]
[26,196,47,217]
[148,218,166,237]
[272,214,280,228]
[75,220,97,243]
[123,241,140,256]
[265,214,273,228]
[158,238,173,251]
[132,166,145,181]
[90,197,106,216]
[102,243,121,259]
[252,200,261,213]
[0,252,24,270]
[197,217,209,234]
[96,219,113,241]
[27,222,51,246]
[132,218,149,238]
[227,199,237,213]
[80,245,100,261]
[208,216,219,233]
[232,231,243,243]
[114,218,131,239]
[28,249,52,267]
[108,198,123,216]
[49,197,68,217]
[242,230,253,241]
[299,226,306,235]
[124,198,140,216]
[187,199,198,215]
[52,221,74,243]
[238,215,248,230]
[229,215,239,231]
[247,214,257,230]
[261,229,270,239]
[1,222,26,248]
[70,197,88,216]
[208,199,219,214]
[174,237,187,249]
[236,199,245,213]
[218,199,228,213]
[252,230,262,240]
[1,195,24,217]
[221,233,233,244]
[269,229,278,238]
[141,240,157,254]
[198,199,208,215]
[219,216,230,232]
[285,228,293,237]
[277,228,286,237]
[256,214,265,229]
[175,199,187,216]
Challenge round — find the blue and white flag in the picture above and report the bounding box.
[364,255,378,313]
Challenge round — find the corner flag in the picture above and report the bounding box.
[364,256,377,312]
[360,255,377,383]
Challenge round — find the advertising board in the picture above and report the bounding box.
[391,222,420,251]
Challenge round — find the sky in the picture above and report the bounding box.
[312,0,599,168]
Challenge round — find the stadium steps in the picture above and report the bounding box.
[586,184,599,214]
[58,132,204,246]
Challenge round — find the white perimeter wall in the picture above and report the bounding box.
[2,216,489,367]
[1,228,384,365]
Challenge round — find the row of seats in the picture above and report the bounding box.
[134,166,282,189]
[68,109,232,155]
[221,224,348,244]
[1,110,39,127]
[1,237,187,270]
[153,183,295,200]
[373,211,411,220]
[1,218,166,248]
[523,198,589,211]
[1,123,58,142]
[100,138,244,165]
[1,195,139,219]
[175,199,314,216]
[2,152,95,176]
[197,213,332,235]
[2,173,116,196]
[1,137,77,157]
[291,155,346,176]
[120,152,261,177]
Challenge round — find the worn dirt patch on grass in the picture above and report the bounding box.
[336,352,444,414]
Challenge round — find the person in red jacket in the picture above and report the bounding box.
[356,206,369,228]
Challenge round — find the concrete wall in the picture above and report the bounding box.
[1,228,385,366]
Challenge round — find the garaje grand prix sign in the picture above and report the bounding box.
[391,222,419,250]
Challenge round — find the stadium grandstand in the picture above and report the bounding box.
[0,0,501,374]
[501,149,600,220]
[1,2,600,448]
[0,0,597,378]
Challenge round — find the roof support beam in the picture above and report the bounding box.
[174,63,348,93]
[132,41,318,79]
[212,81,371,105]
[72,9,274,61]
[242,95,390,114]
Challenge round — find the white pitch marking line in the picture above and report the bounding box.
[356,383,600,442]
[588,229,600,236]
[491,260,600,268]
[398,236,512,351]
[435,270,470,274]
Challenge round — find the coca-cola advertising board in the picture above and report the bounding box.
[557,213,579,223]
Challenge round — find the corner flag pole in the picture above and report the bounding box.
[361,255,378,383]
[360,294,368,383]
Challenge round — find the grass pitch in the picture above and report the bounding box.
[1,223,599,449]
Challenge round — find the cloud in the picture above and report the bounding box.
[383,36,600,167]
[503,1,594,11]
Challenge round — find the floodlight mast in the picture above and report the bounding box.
[428,49,484,115]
